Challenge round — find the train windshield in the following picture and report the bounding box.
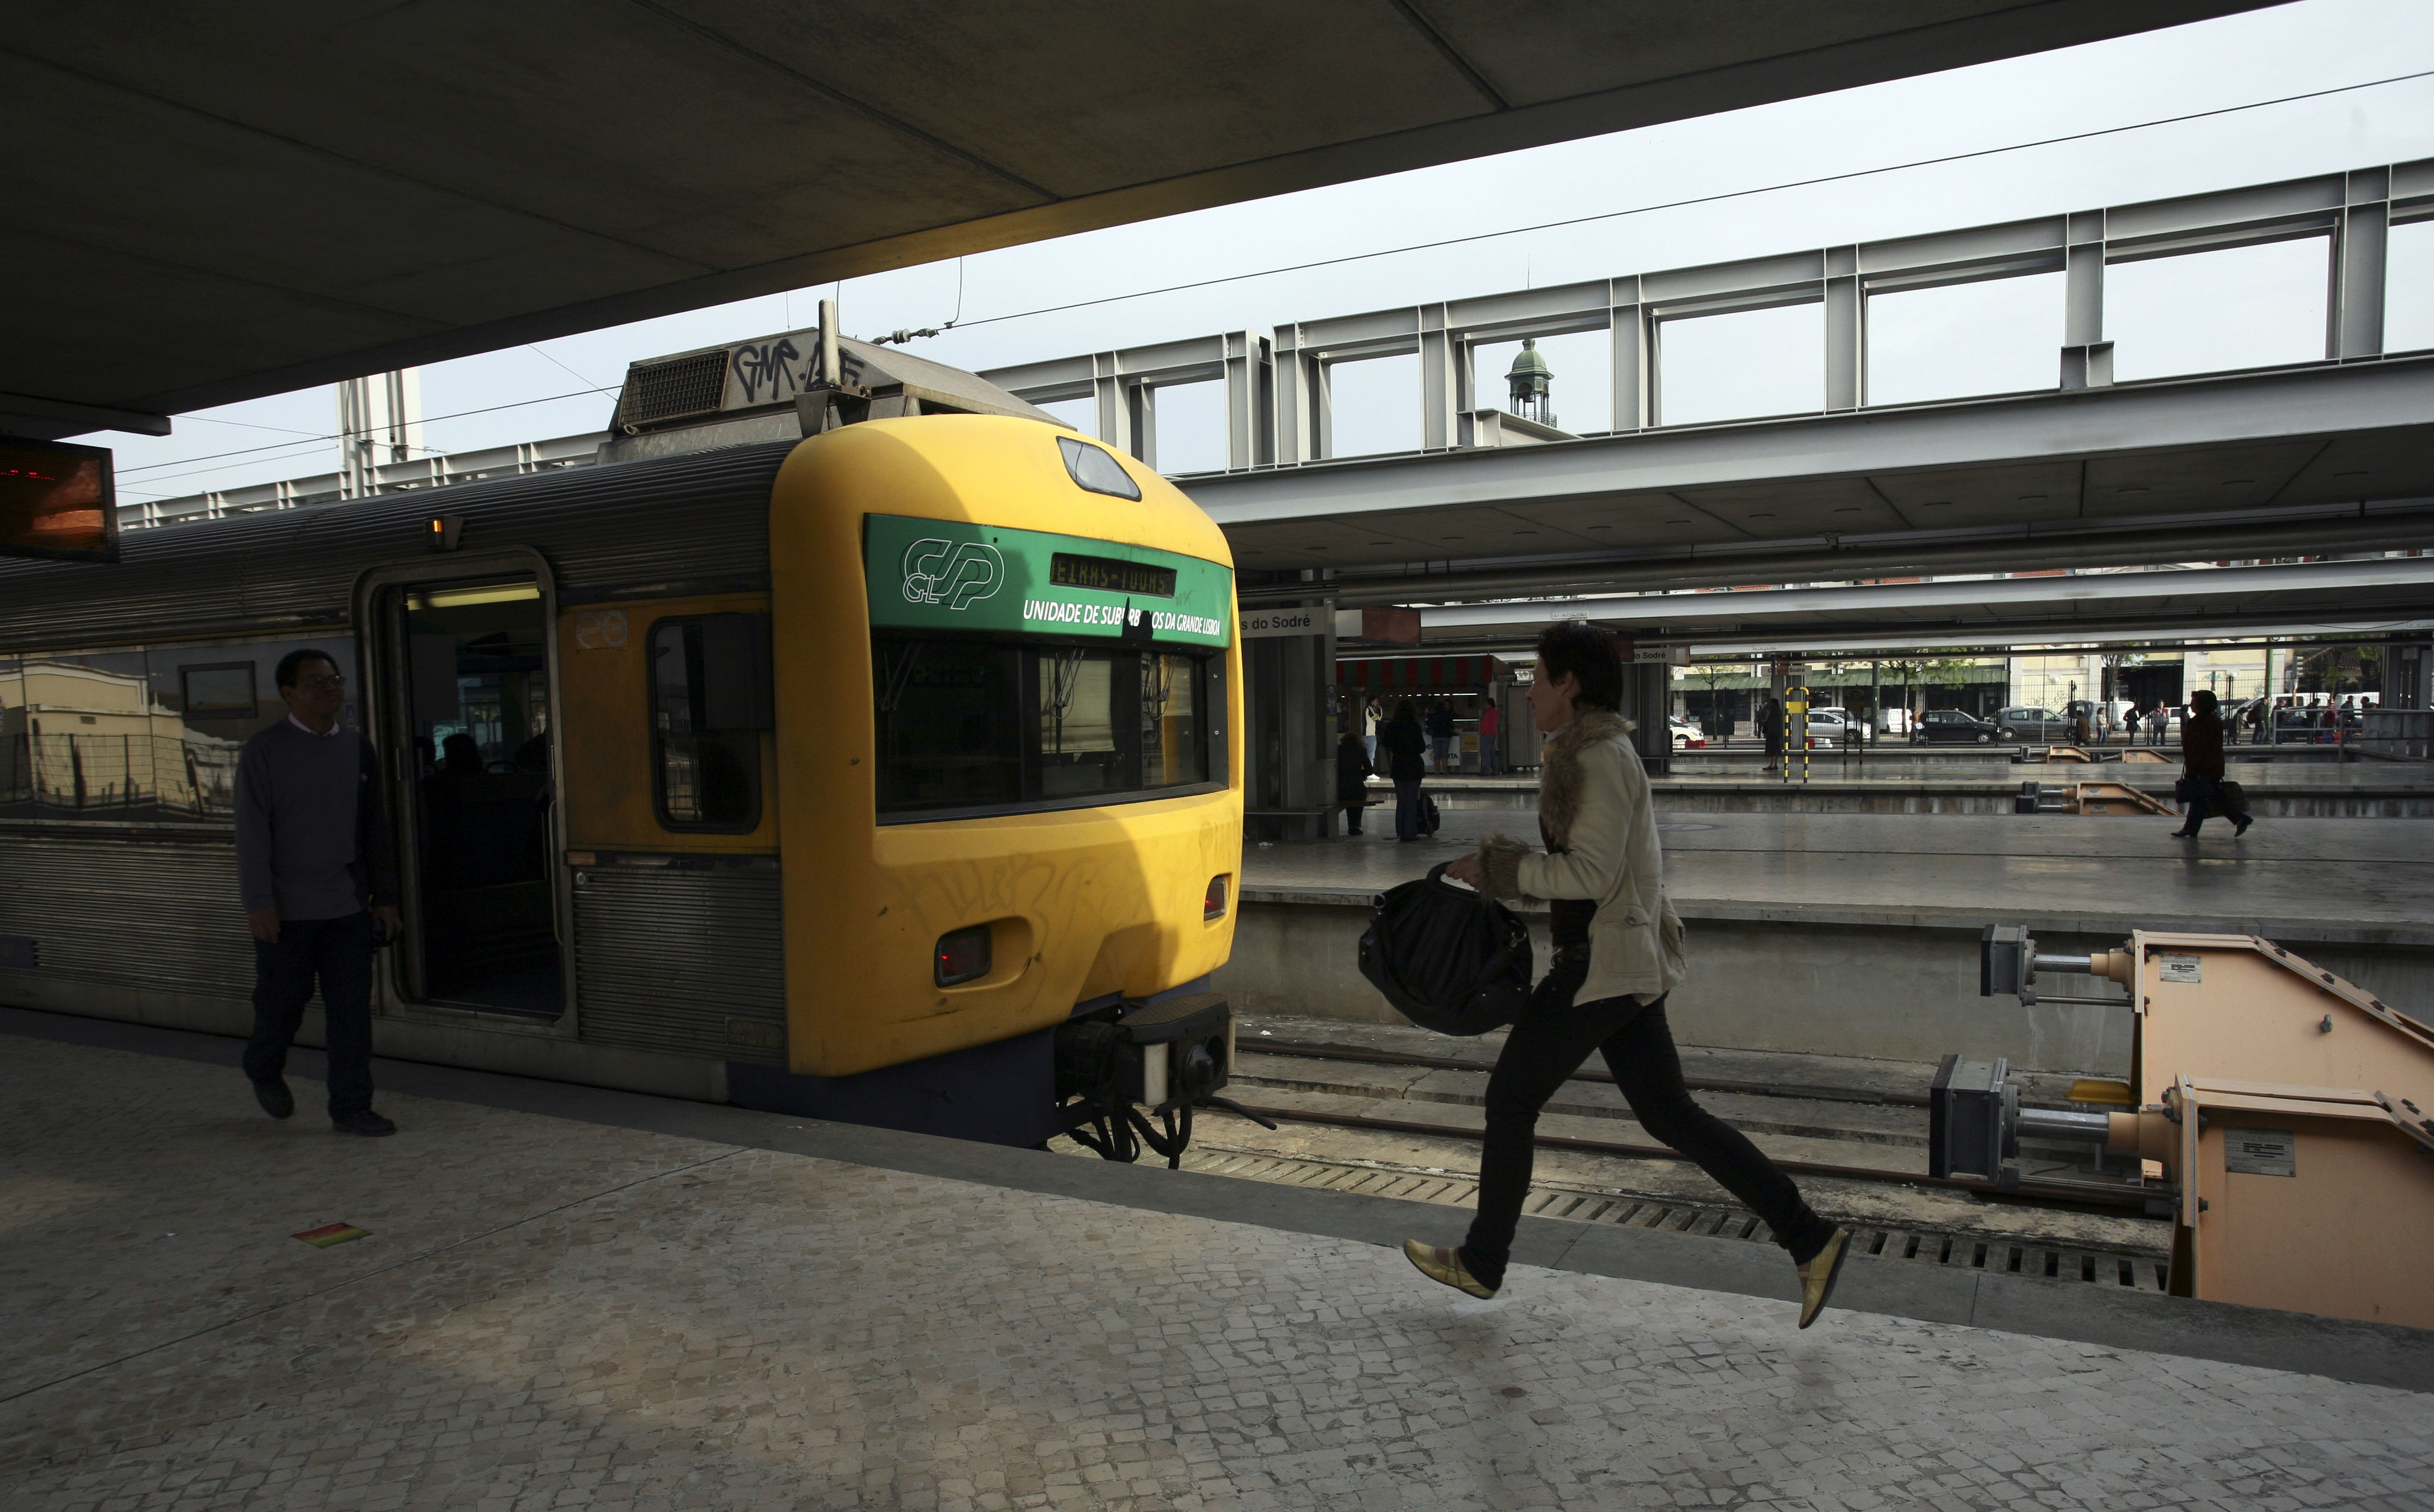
[873,639,1212,815]
[864,515,1230,821]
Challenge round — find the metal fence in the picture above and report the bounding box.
[2359,708,2434,759]
[0,734,239,821]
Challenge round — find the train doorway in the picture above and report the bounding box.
[386,575,564,1015]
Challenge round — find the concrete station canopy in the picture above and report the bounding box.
[1,1,2275,441]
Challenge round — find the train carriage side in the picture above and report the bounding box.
[0,416,1246,1154]
[0,444,795,1098]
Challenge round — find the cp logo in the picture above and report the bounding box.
[901,538,1005,610]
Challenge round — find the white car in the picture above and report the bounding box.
[1666,715,1707,750]
[1802,708,1858,747]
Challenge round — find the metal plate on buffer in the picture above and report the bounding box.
[2224,1126,2297,1177]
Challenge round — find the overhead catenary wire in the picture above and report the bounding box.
[111,66,2434,490]
[918,68,2434,336]
[113,384,623,486]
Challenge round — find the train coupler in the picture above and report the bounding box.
[1053,992,1249,1167]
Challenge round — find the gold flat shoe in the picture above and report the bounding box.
[1796,1227,1851,1329]
[1404,1238,1497,1298]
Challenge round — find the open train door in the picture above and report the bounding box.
[361,560,569,1017]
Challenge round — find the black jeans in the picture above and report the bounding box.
[245,911,375,1118]
[1461,964,1833,1287]
[2178,776,2251,835]
[1393,778,1424,840]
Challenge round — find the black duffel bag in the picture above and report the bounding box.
[1357,862,1533,1036]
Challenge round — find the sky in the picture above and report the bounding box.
[85,0,2434,505]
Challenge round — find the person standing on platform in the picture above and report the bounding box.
[1408,622,1850,1325]
[1363,697,1383,767]
[2170,688,2251,840]
[237,649,402,1137]
[1335,730,1373,837]
[1426,699,1456,774]
[1757,695,1785,773]
[1477,697,1502,777]
[1382,702,1428,842]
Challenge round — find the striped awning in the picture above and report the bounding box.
[1337,655,1506,689]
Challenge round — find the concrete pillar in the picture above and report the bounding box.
[1418,305,1457,451]
[2336,168,2390,361]
[1824,246,1860,411]
[1609,277,1647,433]
[1243,612,1336,838]
[1624,661,1670,776]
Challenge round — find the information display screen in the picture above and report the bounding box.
[0,438,116,562]
[1050,552,1176,599]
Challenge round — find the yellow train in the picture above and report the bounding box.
[0,332,1245,1154]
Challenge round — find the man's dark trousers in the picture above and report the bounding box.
[245,911,375,1118]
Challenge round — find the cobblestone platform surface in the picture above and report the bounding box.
[6,1031,2432,1511]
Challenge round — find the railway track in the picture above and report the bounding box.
[1095,1139,2171,1294]
[1225,1036,2152,1211]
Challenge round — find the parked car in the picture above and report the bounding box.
[1802,708,1858,748]
[1994,705,2065,742]
[1910,708,2001,745]
[1666,714,1707,750]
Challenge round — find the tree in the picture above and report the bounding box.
[1881,658,1925,719]
[1687,662,1740,741]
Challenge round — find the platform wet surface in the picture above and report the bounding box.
[7,1029,2432,1511]
[1249,809,2434,939]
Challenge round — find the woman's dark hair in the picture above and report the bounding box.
[1389,700,1420,729]
[2189,688,2219,712]
[1534,621,1624,712]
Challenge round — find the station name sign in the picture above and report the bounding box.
[0,437,116,563]
[1239,607,1325,639]
[865,515,1230,648]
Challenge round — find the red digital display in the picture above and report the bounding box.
[0,438,116,562]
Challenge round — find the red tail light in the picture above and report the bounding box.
[935,925,991,986]
[1204,875,1229,922]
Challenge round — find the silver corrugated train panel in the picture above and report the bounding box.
[572,863,787,1065]
[0,830,255,995]
[0,442,792,650]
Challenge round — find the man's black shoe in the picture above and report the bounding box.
[332,1110,396,1137]
[252,1078,295,1120]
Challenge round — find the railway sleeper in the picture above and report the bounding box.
[1145,1141,2171,1293]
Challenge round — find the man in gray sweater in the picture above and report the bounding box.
[237,649,402,1135]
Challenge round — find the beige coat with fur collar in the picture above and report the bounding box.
[1476,709,1686,1004]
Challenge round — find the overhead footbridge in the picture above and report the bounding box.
[985,162,2434,604]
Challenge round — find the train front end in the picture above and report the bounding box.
[765,415,1246,1154]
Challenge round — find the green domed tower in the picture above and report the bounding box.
[1504,338,1555,428]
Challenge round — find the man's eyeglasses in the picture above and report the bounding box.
[295,675,347,692]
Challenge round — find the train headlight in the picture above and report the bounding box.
[1204,874,1229,922]
[935,925,991,986]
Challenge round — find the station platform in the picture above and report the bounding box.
[4,1006,2431,1511]
[1371,756,2434,817]
[1225,808,2434,1071]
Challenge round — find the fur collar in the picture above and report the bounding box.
[1538,708,1634,849]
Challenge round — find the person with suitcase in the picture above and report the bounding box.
[1404,622,1851,1327]
[2171,688,2252,839]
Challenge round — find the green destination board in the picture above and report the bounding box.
[864,515,1231,648]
